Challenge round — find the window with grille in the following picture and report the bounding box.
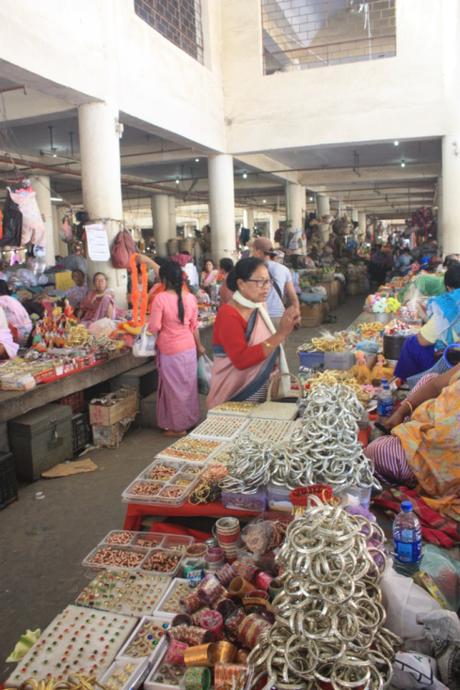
[262,0,396,74]
[134,0,204,64]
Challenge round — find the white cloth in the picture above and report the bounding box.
[232,290,291,397]
[183,262,199,288]
[266,260,292,318]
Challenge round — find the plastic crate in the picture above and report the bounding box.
[72,413,91,456]
[0,451,18,509]
[298,351,325,369]
[59,391,85,414]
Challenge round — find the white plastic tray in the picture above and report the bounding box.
[154,577,192,619]
[99,657,149,690]
[117,615,171,662]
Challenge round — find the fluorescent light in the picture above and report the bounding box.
[400,160,406,168]
[175,178,180,184]
[262,199,266,204]
[393,140,399,146]
[194,157,200,162]
[242,172,248,179]
[50,196,63,202]
[309,196,314,202]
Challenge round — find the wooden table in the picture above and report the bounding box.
[0,352,149,423]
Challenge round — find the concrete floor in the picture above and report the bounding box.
[0,297,364,681]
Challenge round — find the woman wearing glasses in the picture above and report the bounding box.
[207,257,300,408]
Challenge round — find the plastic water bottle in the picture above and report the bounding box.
[377,378,394,418]
[392,500,422,575]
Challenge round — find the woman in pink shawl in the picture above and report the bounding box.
[0,280,32,345]
[79,272,116,326]
[0,306,19,359]
[207,258,299,408]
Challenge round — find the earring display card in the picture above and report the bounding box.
[75,570,171,617]
[6,605,137,687]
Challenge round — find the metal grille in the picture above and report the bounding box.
[262,0,396,74]
[134,0,204,63]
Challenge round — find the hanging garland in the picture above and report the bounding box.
[120,254,148,334]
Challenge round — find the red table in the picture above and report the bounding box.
[123,501,284,530]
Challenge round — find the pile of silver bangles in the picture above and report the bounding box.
[222,384,379,494]
[244,499,400,690]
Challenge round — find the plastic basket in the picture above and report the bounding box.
[0,451,17,510]
[59,391,85,414]
[72,413,91,456]
[298,351,325,369]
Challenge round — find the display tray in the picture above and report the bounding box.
[75,570,170,617]
[157,437,223,463]
[139,548,184,576]
[245,418,296,444]
[82,544,149,571]
[117,615,171,662]
[100,530,194,552]
[189,415,248,441]
[99,657,149,690]
[122,460,204,506]
[154,578,192,619]
[6,604,136,687]
[250,401,299,421]
[144,648,185,690]
[207,401,259,417]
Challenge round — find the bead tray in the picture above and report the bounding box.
[157,437,223,463]
[99,657,149,690]
[100,531,194,552]
[6,604,136,687]
[75,570,170,617]
[190,415,249,441]
[122,459,205,506]
[117,615,171,662]
[139,549,184,576]
[154,578,192,619]
[246,418,296,444]
[82,545,149,572]
[250,401,299,421]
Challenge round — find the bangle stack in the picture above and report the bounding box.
[245,497,400,690]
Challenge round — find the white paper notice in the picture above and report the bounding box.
[85,223,110,262]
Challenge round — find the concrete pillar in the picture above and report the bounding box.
[208,154,236,260]
[52,204,68,258]
[286,182,305,232]
[440,136,460,255]
[246,208,254,230]
[436,176,443,250]
[358,212,367,239]
[317,194,330,243]
[78,101,127,304]
[169,196,177,239]
[151,194,171,256]
[30,175,55,267]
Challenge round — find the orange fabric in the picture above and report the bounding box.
[128,254,148,327]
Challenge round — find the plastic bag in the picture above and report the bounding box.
[391,651,448,689]
[132,326,156,357]
[197,354,212,395]
[420,544,460,612]
[88,318,116,338]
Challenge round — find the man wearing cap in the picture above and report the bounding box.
[251,237,300,326]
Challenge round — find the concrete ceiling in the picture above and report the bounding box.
[0,92,440,219]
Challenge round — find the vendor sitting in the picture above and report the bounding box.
[66,269,89,311]
[365,365,460,520]
[0,280,32,345]
[394,264,460,380]
[79,272,116,326]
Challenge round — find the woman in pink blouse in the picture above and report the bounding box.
[148,261,204,436]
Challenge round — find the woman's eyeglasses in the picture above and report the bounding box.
[245,278,273,288]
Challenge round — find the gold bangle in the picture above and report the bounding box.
[265,341,272,348]
[402,399,413,415]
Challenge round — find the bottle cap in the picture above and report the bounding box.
[401,500,413,512]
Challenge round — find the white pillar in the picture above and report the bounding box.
[151,194,171,256]
[441,136,460,255]
[351,208,359,223]
[52,204,68,258]
[286,182,305,232]
[208,154,236,260]
[30,175,55,267]
[78,101,127,304]
[169,196,177,240]
[358,211,367,239]
[317,194,330,243]
[246,208,254,229]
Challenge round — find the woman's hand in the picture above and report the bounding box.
[197,343,206,356]
[277,306,301,337]
[384,405,407,430]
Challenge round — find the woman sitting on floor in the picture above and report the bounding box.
[365,365,460,520]
[394,263,460,380]
[79,272,116,326]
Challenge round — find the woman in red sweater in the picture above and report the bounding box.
[207,258,299,408]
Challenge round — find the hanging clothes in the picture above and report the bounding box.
[8,188,46,246]
[0,190,23,247]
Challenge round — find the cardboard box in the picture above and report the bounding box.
[89,388,138,426]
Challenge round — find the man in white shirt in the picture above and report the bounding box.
[251,237,300,325]
[180,252,199,289]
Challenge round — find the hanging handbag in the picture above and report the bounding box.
[132,326,156,357]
